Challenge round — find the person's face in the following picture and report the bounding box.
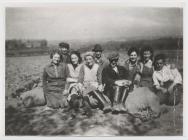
[52,53,60,65]
[85,56,94,67]
[155,59,164,71]
[94,51,102,59]
[110,59,118,68]
[59,47,68,55]
[129,51,138,63]
[71,54,79,65]
[143,51,152,62]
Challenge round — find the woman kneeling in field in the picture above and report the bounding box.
[18,49,69,109]
[42,49,69,110]
[153,54,183,105]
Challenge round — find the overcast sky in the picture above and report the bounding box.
[6,5,183,41]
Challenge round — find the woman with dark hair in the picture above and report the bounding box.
[65,51,83,110]
[124,47,141,83]
[43,49,69,109]
[66,51,82,84]
[153,54,183,105]
[137,46,154,88]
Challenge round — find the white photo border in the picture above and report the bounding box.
[0,0,187,140]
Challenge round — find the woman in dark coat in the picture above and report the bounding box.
[43,49,69,109]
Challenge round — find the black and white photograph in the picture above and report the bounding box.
[4,1,184,136]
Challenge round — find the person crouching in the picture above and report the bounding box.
[102,52,131,114]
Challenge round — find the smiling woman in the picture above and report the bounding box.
[43,49,69,109]
[124,47,140,82]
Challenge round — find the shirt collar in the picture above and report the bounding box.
[144,59,152,64]
[49,62,59,67]
[95,57,103,63]
[127,59,138,67]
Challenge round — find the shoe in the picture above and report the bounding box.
[112,86,121,114]
[119,104,127,113]
[103,104,112,113]
[112,103,120,114]
[43,106,53,111]
[92,90,112,113]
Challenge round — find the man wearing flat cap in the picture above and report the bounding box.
[92,44,109,86]
[58,42,71,63]
[102,52,130,113]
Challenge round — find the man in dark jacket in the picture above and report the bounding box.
[58,42,71,63]
[92,44,109,85]
[102,52,130,113]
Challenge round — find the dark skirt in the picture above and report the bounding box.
[45,80,68,109]
[155,84,183,106]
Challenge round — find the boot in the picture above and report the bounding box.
[92,90,112,113]
[82,96,93,117]
[69,94,80,110]
[119,87,129,113]
[112,86,122,114]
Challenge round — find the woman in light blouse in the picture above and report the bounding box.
[65,51,83,110]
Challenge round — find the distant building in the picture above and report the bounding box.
[6,39,48,50]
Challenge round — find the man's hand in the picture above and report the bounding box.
[115,80,131,87]
[77,83,84,92]
[134,74,141,82]
[97,84,104,92]
[114,81,121,86]
[161,88,168,94]
[62,89,69,96]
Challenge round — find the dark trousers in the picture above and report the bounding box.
[155,84,183,106]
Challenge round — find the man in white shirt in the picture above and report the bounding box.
[153,54,183,105]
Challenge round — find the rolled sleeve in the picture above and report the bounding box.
[171,68,182,84]
[152,72,160,87]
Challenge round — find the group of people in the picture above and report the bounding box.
[42,42,183,116]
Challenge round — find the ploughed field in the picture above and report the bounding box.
[5,50,183,136]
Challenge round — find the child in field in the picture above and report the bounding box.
[153,54,183,105]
